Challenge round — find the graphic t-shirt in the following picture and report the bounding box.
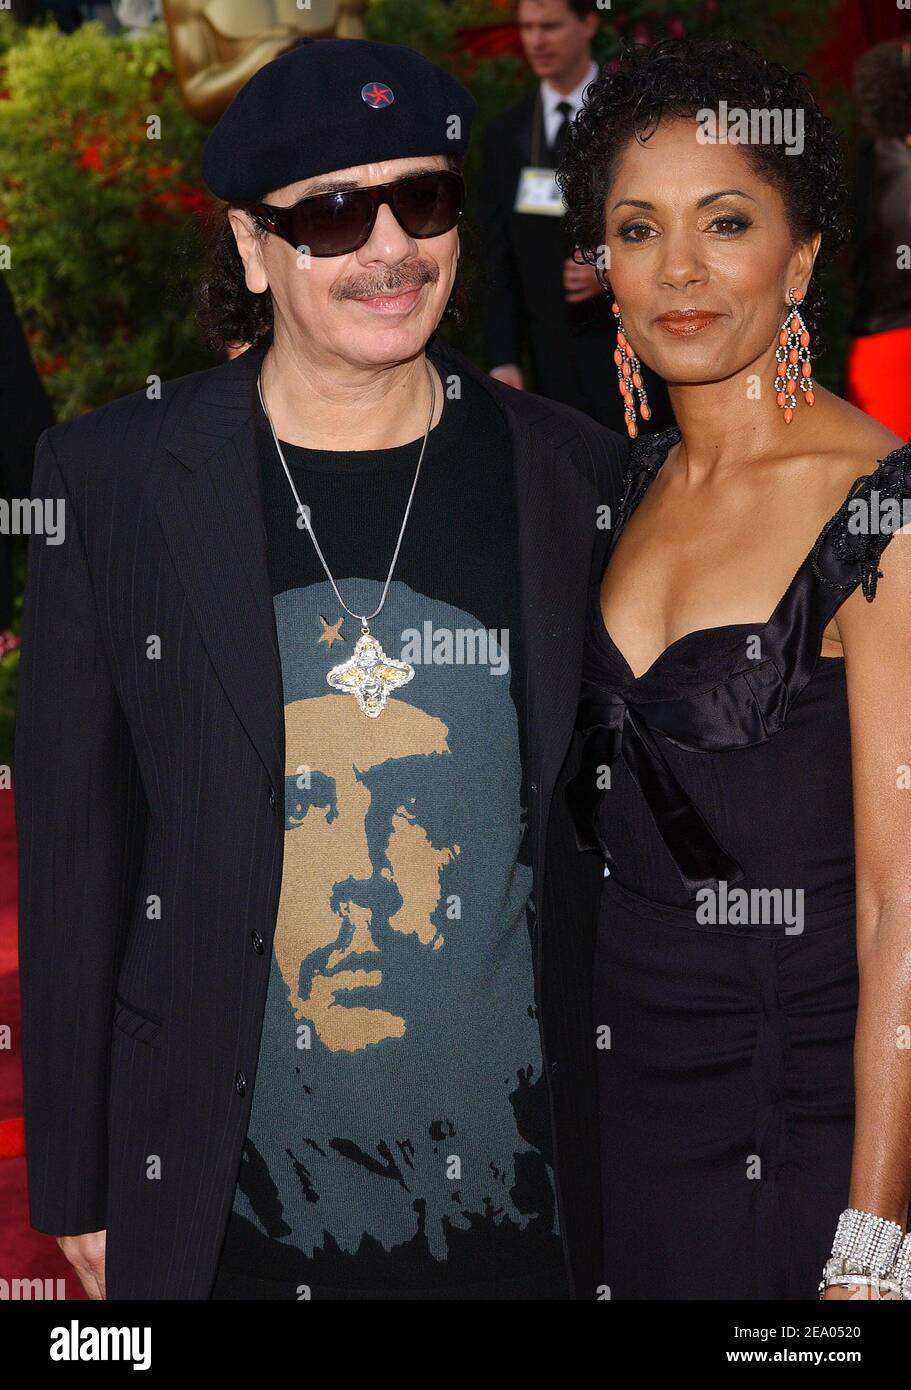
[210,357,568,1300]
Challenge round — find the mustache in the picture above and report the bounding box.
[333,260,439,301]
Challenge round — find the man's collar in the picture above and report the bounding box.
[540,58,599,118]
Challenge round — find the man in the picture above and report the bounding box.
[15,38,626,1301]
[479,0,672,433]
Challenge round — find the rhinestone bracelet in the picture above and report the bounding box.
[819,1209,908,1298]
[828,1273,906,1295]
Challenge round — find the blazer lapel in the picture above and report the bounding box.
[155,339,284,796]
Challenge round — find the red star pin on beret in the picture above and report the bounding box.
[361,81,395,108]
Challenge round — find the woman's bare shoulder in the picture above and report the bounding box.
[813,391,906,479]
[774,393,907,533]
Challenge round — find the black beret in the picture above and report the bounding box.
[200,37,476,204]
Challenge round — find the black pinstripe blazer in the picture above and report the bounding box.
[14,330,627,1299]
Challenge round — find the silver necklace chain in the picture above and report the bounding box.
[256,359,437,632]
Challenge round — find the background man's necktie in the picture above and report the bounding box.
[552,99,574,160]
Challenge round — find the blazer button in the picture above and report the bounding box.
[251,930,264,954]
[269,787,276,811]
[235,1071,247,1095]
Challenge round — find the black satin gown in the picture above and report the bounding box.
[568,426,911,1300]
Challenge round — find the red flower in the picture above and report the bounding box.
[78,143,104,171]
[142,182,212,222]
[36,354,69,377]
[0,631,21,659]
[177,183,212,217]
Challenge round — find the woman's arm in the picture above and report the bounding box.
[830,511,911,1297]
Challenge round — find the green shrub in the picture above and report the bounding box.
[0,16,214,421]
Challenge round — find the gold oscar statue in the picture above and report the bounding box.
[162,0,367,124]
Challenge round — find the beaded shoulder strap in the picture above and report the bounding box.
[614,425,681,534]
[811,440,911,602]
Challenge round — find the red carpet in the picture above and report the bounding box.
[0,782,87,1297]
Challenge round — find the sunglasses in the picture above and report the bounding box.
[250,169,465,257]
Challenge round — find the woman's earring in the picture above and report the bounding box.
[611,299,651,440]
[774,287,814,424]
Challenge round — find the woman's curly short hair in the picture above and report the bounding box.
[556,37,848,345]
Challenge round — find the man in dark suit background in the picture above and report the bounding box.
[0,276,55,639]
[479,0,672,434]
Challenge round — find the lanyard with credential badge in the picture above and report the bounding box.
[514,87,567,218]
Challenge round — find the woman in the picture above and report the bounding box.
[557,37,911,1300]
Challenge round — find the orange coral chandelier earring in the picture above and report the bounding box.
[610,296,651,439]
[774,287,814,424]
